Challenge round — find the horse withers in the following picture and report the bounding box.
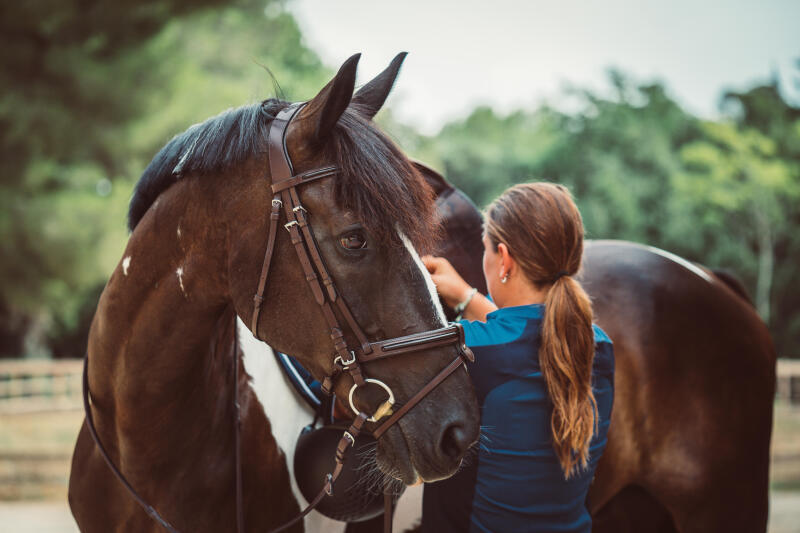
[69,54,480,532]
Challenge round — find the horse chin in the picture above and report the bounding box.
[375,427,421,485]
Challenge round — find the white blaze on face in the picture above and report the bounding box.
[237,319,345,533]
[398,231,447,326]
[122,256,131,276]
[643,244,714,284]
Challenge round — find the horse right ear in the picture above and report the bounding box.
[301,53,360,144]
[351,52,407,120]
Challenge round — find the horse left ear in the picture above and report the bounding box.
[302,53,361,143]
[351,52,408,120]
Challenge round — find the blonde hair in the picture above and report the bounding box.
[486,183,597,478]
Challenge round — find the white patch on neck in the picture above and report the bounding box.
[176,267,188,298]
[237,319,345,533]
[643,245,714,284]
[398,232,447,325]
[176,226,182,240]
[122,256,131,276]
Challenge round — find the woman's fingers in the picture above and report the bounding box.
[421,255,442,273]
[422,255,454,275]
[421,255,471,307]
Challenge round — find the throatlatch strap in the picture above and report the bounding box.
[251,196,283,338]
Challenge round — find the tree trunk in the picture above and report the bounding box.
[753,203,773,324]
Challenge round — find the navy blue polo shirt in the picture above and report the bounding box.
[423,304,614,533]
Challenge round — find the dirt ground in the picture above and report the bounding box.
[2,491,799,533]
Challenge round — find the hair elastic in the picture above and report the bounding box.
[552,270,569,283]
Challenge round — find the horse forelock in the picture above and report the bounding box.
[326,108,440,253]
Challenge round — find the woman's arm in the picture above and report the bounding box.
[422,256,497,322]
[460,292,496,322]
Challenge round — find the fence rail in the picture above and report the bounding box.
[0,357,798,415]
[0,360,83,415]
[777,359,800,405]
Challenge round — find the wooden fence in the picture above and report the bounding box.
[0,359,83,415]
[0,357,798,415]
[777,359,800,405]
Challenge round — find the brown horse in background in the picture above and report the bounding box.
[419,165,775,533]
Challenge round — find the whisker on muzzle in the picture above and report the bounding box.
[458,425,493,471]
[349,443,405,496]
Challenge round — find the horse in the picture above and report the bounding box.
[68,53,481,533]
[414,165,776,533]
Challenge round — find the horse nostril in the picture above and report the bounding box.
[440,423,470,463]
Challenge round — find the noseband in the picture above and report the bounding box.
[82,103,474,533]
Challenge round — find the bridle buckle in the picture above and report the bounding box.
[334,350,357,369]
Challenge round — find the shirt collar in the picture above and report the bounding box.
[486,303,544,321]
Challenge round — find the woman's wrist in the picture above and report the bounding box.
[453,287,478,319]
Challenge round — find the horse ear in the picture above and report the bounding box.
[351,52,408,119]
[302,53,360,143]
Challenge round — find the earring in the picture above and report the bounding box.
[501,273,508,284]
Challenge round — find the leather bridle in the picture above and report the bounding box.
[82,102,474,533]
[253,103,474,532]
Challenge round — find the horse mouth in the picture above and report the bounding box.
[376,419,464,485]
[376,425,423,485]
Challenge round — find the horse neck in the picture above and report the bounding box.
[89,179,237,465]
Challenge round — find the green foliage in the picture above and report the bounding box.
[0,0,330,357]
[388,70,800,357]
[2,1,798,359]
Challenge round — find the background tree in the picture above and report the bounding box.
[393,69,799,357]
[0,0,330,357]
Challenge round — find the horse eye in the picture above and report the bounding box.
[340,232,367,250]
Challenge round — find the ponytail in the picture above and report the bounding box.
[541,275,597,478]
[485,182,598,478]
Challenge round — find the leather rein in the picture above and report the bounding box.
[82,102,474,533]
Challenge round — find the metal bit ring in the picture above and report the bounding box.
[348,379,395,423]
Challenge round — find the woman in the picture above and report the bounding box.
[421,183,614,533]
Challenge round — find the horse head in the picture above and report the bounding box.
[219,54,480,484]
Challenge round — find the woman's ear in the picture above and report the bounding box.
[497,242,513,278]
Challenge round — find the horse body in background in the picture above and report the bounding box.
[421,166,775,533]
[68,54,481,532]
[582,241,774,533]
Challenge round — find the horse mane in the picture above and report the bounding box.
[128,98,437,251]
[711,268,754,307]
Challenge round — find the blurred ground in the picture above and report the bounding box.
[1,404,798,532]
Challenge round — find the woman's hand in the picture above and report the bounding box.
[421,255,473,309]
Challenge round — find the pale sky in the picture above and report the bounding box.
[288,0,800,134]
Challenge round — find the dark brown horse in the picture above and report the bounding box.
[416,166,776,533]
[68,54,481,532]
